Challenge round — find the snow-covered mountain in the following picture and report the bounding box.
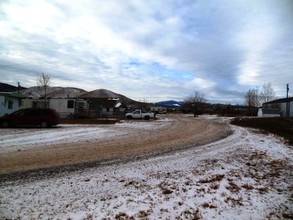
[155,100,183,107]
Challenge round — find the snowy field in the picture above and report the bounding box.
[0,117,293,219]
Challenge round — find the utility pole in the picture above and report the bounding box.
[17,82,20,94]
[286,84,289,117]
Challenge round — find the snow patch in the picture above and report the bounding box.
[1,117,292,219]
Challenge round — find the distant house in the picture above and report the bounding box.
[257,108,281,117]
[78,89,126,118]
[262,97,293,117]
[0,92,23,116]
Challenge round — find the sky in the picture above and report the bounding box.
[0,0,292,103]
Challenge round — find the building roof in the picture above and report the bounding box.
[46,87,86,98]
[264,97,293,104]
[20,86,86,99]
[98,99,120,108]
[0,91,24,98]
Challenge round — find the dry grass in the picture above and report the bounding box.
[231,117,293,145]
[202,202,217,209]
[241,183,254,190]
[224,196,243,206]
[226,181,241,193]
[176,208,202,220]
[198,174,225,184]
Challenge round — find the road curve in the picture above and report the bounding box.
[0,115,231,175]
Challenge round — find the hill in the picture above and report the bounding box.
[0,82,26,92]
[79,89,141,105]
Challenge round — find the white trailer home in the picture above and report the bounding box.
[0,92,23,116]
[20,87,87,118]
[21,98,88,118]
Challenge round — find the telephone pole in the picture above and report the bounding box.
[286,84,289,117]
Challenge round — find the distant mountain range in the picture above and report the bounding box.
[155,100,184,107]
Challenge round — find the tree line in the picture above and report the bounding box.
[182,82,276,116]
[244,82,276,107]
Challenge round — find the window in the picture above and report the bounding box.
[32,101,48,108]
[12,109,25,116]
[8,100,13,109]
[67,100,74,108]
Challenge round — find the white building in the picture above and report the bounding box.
[257,108,281,117]
[20,87,87,118]
[21,98,88,118]
[263,97,293,117]
[0,92,23,116]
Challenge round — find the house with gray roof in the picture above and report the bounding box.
[78,89,128,118]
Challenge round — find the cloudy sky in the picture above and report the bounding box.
[1,0,292,103]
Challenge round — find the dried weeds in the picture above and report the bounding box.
[198,174,225,184]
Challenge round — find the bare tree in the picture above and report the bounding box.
[37,73,52,108]
[245,82,276,107]
[184,91,207,116]
[245,88,260,107]
[260,82,275,104]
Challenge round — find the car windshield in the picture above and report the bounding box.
[10,109,25,116]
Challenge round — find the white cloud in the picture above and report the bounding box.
[0,0,292,102]
[236,12,281,85]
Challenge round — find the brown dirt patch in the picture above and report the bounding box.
[0,115,230,175]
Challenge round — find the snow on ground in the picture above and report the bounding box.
[0,118,293,219]
[0,117,173,153]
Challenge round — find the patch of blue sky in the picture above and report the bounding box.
[161,69,193,81]
[126,60,193,81]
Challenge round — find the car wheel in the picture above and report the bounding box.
[40,121,48,128]
[144,116,150,120]
[126,115,132,120]
[1,121,10,128]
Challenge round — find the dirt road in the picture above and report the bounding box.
[0,115,231,175]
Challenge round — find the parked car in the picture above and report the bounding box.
[0,108,60,128]
[125,109,155,120]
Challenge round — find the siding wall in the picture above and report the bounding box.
[0,96,20,116]
[49,99,75,118]
[280,101,293,117]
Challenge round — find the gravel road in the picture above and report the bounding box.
[0,114,231,175]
